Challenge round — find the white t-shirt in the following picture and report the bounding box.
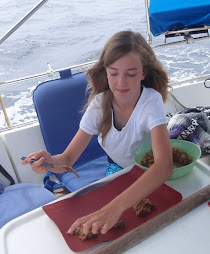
[80,87,167,168]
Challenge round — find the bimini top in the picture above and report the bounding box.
[149,0,210,36]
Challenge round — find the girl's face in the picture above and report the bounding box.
[106,51,145,104]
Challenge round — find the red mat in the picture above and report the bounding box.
[43,165,182,252]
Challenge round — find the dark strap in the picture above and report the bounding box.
[107,156,122,167]
[43,171,64,192]
[0,164,15,185]
[107,156,116,164]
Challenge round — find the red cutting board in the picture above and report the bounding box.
[43,165,182,252]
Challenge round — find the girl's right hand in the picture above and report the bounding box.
[21,150,53,174]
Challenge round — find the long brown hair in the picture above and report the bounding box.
[86,30,169,143]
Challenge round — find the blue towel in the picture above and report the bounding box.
[44,156,108,193]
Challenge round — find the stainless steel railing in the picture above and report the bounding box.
[0,61,96,88]
[0,0,49,45]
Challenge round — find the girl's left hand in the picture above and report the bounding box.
[67,202,123,235]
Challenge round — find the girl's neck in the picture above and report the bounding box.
[113,87,142,111]
[112,87,143,130]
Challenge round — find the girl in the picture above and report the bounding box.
[22,30,173,235]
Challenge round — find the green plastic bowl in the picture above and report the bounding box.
[133,139,201,179]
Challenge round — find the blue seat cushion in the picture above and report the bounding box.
[33,70,106,168]
[33,70,107,191]
[0,183,57,228]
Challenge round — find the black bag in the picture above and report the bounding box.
[168,106,210,155]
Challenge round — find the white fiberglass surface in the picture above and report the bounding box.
[1,162,210,254]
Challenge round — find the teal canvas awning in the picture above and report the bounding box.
[149,0,210,36]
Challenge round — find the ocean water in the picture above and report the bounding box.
[0,0,210,128]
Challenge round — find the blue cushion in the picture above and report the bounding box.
[33,69,107,191]
[0,183,57,228]
[33,70,105,168]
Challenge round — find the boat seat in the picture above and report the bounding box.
[33,69,107,193]
[149,0,210,37]
[0,142,57,228]
[0,182,57,228]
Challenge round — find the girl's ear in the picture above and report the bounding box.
[141,71,146,80]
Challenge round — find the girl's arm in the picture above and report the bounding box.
[53,128,93,168]
[22,128,93,174]
[68,124,173,235]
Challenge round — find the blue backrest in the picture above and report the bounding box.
[33,69,105,168]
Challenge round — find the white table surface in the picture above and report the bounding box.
[1,160,210,254]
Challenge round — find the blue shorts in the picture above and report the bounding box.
[106,163,123,176]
